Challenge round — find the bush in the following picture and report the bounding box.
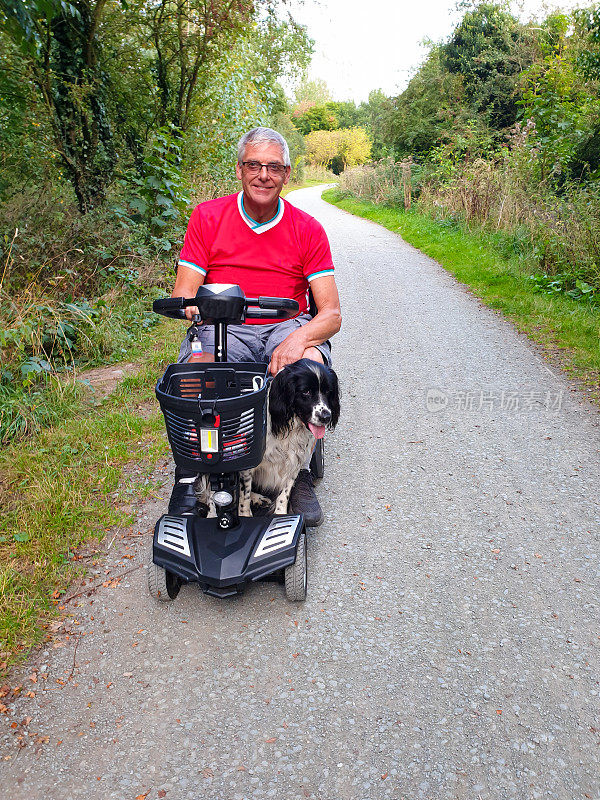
[338,149,600,294]
[337,159,423,208]
[0,182,172,445]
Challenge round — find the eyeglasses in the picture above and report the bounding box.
[242,161,287,176]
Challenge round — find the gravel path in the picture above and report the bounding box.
[1,185,599,800]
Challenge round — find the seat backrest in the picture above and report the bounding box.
[308,287,317,318]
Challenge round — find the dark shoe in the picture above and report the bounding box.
[168,473,198,516]
[290,469,324,527]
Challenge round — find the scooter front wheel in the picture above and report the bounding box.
[148,559,182,601]
[284,531,307,602]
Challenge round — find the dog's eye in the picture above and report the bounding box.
[301,389,311,396]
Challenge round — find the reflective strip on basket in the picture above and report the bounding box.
[163,409,203,459]
[253,516,299,558]
[222,408,255,461]
[176,377,203,399]
[157,515,191,557]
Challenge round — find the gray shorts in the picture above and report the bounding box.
[177,314,332,367]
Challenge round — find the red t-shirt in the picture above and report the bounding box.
[178,192,334,324]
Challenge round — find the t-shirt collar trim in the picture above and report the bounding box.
[237,191,285,234]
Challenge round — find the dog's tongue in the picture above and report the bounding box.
[308,423,326,440]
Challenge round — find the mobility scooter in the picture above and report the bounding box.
[148,283,316,602]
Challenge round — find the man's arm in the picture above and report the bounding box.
[268,275,342,375]
[171,265,206,320]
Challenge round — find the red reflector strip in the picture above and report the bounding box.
[224,436,247,448]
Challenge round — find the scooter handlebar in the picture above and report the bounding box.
[153,295,300,321]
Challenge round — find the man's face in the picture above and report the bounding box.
[235,142,290,212]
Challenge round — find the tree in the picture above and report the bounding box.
[519,11,598,181]
[293,104,338,134]
[443,3,529,130]
[327,101,364,129]
[293,74,332,107]
[0,0,123,211]
[386,46,467,157]
[358,90,393,158]
[337,127,372,168]
[305,129,339,167]
[136,0,256,131]
[305,127,371,172]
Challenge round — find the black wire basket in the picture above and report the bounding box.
[156,362,269,473]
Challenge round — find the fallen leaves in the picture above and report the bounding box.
[102,578,121,589]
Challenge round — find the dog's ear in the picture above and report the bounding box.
[269,369,295,436]
[328,369,340,430]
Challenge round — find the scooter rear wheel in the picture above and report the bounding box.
[148,559,182,601]
[284,531,307,602]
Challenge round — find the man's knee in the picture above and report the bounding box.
[303,346,324,364]
[186,352,215,363]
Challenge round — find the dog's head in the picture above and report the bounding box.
[269,358,340,438]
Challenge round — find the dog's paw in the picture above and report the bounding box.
[250,492,273,517]
[251,492,272,507]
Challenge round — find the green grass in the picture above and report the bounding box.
[323,189,600,395]
[0,317,184,677]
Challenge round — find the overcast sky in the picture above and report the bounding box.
[285,0,582,103]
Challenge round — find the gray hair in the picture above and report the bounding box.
[236,127,290,167]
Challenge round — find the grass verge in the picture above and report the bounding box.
[0,317,184,678]
[323,189,600,399]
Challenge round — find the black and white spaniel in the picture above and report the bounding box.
[239,358,340,516]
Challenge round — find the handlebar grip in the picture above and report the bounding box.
[257,297,299,312]
[153,297,196,320]
[245,308,284,320]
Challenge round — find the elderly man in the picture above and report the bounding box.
[169,126,341,525]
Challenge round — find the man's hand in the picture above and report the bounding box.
[184,306,199,321]
[172,265,204,321]
[269,330,310,375]
[268,275,341,375]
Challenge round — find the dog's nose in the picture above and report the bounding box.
[318,409,331,424]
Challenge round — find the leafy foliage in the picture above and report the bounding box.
[305,128,372,173]
[443,3,527,130]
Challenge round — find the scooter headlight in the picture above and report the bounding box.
[213,491,233,507]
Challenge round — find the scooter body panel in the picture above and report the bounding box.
[152,513,305,595]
